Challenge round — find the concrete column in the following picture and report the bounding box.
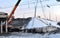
[1,21,3,33]
[6,21,8,33]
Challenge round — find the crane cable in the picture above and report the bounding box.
[40,0,46,18]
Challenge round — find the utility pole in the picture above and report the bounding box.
[47,5,51,20]
[56,16,57,22]
[34,0,38,18]
[49,11,51,20]
[28,0,30,8]
[32,0,38,26]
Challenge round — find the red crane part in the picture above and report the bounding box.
[8,0,21,23]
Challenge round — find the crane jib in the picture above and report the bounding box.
[8,0,21,22]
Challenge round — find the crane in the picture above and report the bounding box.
[8,0,21,23]
[2,0,21,32]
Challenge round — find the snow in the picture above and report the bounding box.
[40,18,60,28]
[26,18,47,29]
[26,18,60,29]
[0,32,60,38]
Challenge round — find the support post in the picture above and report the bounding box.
[6,21,8,33]
[1,21,3,33]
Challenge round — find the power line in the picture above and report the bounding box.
[0,6,13,9]
[40,0,46,18]
[28,0,30,8]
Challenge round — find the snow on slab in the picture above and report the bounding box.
[26,18,60,29]
[26,18,48,29]
[40,18,60,28]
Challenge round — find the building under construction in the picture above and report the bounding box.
[0,0,21,33]
[0,12,8,33]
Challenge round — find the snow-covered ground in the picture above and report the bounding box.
[26,18,60,29]
[0,18,59,38]
[0,32,60,38]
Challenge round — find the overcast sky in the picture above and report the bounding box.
[0,0,60,21]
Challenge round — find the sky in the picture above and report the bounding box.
[0,0,60,21]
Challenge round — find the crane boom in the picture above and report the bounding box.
[8,0,21,23]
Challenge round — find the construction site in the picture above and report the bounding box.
[0,0,60,38]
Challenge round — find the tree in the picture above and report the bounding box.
[47,5,50,8]
[57,22,60,26]
[56,0,60,2]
